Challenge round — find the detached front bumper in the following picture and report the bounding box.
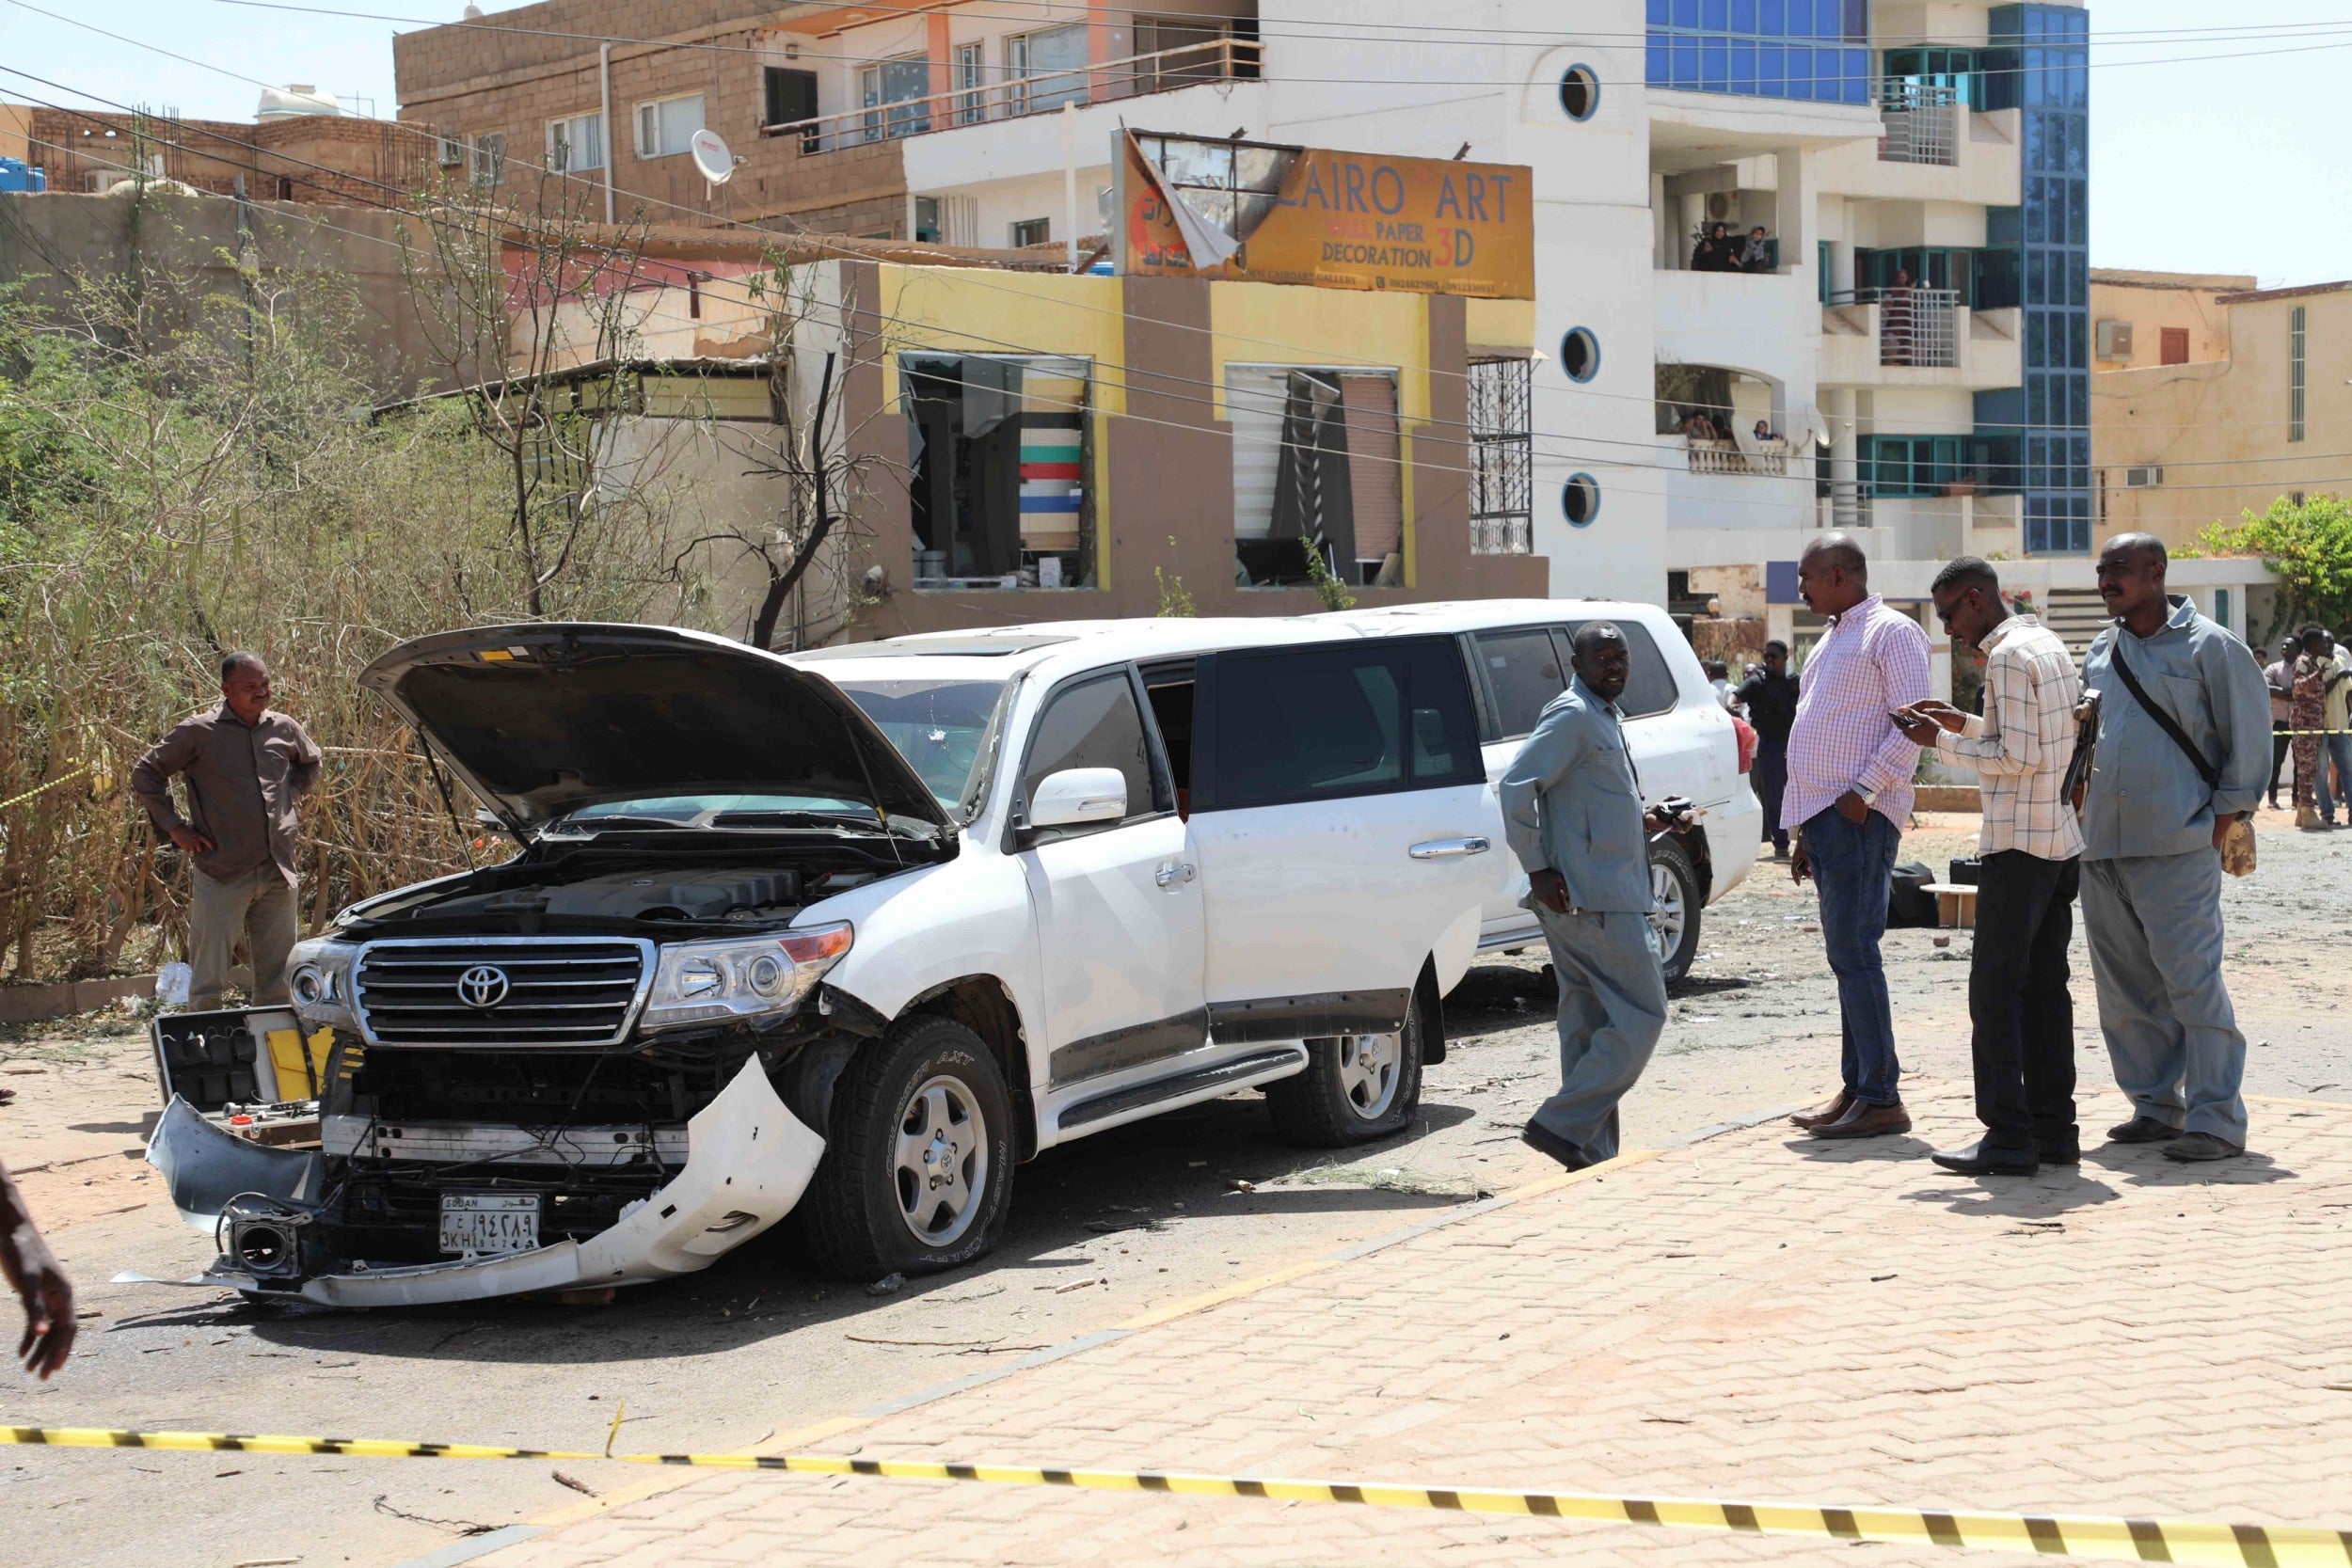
[144,1059,824,1307]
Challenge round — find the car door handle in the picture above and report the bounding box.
[1408,836,1491,860]
[1154,861,1199,888]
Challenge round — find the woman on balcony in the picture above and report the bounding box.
[1692,223,1738,272]
[1881,268,1916,366]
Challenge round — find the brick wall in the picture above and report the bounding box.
[23,106,440,206]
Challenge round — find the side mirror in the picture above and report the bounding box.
[1027,767,1127,831]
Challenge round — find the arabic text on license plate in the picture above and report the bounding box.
[438,1192,539,1257]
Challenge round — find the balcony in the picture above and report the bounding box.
[1815,101,2020,206]
[1876,83,1956,166]
[1663,436,1815,535]
[1682,436,1793,477]
[764,38,1263,155]
[1820,290,2020,390]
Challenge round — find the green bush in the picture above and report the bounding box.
[2198,494,2352,641]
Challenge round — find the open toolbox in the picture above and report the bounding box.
[150,1007,334,1148]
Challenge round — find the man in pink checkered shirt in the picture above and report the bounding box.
[1782,535,1931,1141]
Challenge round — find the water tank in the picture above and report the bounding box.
[256,85,342,119]
[0,156,45,193]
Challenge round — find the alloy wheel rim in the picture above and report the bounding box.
[1647,863,1687,961]
[1337,1031,1403,1120]
[893,1073,989,1247]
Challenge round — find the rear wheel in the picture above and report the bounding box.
[799,1014,1014,1282]
[1647,837,1703,982]
[1265,989,1426,1147]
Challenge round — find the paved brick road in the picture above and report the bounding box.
[472,1087,2352,1567]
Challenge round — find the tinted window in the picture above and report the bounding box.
[1210,639,1479,810]
[1476,628,1570,739]
[1550,622,1680,720]
[1022,673,1155,825]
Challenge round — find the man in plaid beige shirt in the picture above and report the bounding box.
[1897,557,2083,1177]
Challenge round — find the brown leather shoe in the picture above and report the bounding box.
[1790,1090,1852,1129]
[1810,1099,1913,1139]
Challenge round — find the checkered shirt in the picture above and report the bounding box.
[1783,594,1932,832]
[1935,614,2085,861]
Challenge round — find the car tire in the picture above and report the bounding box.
[1264,988,1426,1148]
[1648,836,1703,983]
[798,1014,1015,1283]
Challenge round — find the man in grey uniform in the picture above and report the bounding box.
[1501,623,1689,1171]
[2080,534,2272,1162]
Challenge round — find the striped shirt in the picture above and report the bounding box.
[1783,594,1932,832]
[1932,615,2085,861]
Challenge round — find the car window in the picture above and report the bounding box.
[1022,672,1156,825]
[827,677,1009,810]
[1475,628,1570,740]
[1208,638,1479,810]
[1549,622,1680,720]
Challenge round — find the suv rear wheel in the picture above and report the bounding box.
[799,1014,1014,1282]
[1647,837,1703,983]
[1265,989,1426,1147]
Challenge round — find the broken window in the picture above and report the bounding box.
[1229,366,1402,587]
[903,355,1093,590]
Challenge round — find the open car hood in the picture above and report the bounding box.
[359,624,952,832]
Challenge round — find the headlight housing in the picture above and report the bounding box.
[285,938,359,1031]
[642,923,853,1034]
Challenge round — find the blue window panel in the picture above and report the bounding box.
[1730,0,1755,31]
[1647,37,1670,84]
[1845,51,1870,101]
[2027,378,2046,428]
[2068,182,2087,247]
[1672,0,1699,28]
[1701,0,1726,30]
[1731,40,1757,91]
[1760,0,1784,31]
[1673,40,1700,86]
[1758,42,1785,94]
[2026,310,2046,368]
[1842,0,1867,41]
[1702,38,1728,89]
[1647,0,1669,21]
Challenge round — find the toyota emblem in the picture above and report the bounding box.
[456,964,511,1009]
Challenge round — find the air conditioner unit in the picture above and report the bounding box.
[1706,191,1733,221]
[2123,465,2163,488]
[2094,319,2134,359]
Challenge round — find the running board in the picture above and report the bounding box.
[1478,925,1542,951]
[1056,1046,1309,1132]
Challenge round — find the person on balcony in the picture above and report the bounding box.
[1881,268,1917,366]
[1692,223,1738,272]
[1740,226,1773,272]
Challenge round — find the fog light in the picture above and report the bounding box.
[220,1194,314,1280]
[234,1223,292,1273]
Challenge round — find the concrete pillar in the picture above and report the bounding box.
[1826,385,1857,524]
[1772,146,1812,274]
[927,12,952,105]
[1651,171,1669,268]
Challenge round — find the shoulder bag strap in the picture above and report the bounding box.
[2107,630,2221,790]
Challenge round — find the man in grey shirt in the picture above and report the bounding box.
[132,652,323,1011]
[1500,624,1691,1170]
[2079,535,2271,1162]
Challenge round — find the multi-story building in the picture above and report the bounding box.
[396,1,2278,658]
[2091,269,2347,643]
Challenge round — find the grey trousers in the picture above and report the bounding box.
[1527,907,1668,1163]
[2081,851,2249,1147]
[188,865,298,1011]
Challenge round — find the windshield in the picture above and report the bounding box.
[826,676,1009,813]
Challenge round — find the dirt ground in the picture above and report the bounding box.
[1,803,2345,1568]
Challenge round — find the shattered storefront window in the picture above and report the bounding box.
[903,355,1093,591]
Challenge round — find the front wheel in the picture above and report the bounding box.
[798,1014,1014,1282]
[1265,988,1426,1147]
[1647,837,1703,983]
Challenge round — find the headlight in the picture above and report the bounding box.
[642,923,853,1034]
[285,938,358,1031]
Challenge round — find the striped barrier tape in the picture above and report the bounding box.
[0,764,88,816]
[6,1425,2350,1564]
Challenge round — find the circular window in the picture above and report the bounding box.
[1559,64,1600,122]
[1558,326,1600,384]
[1562,473,1601,529]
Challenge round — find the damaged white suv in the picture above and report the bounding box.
[150,610,1747,1307]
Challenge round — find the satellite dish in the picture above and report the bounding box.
[691,129,735,185]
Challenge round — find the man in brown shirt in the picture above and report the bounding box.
[132,652,323,1011]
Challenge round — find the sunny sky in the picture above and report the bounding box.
[0,0,2346,288]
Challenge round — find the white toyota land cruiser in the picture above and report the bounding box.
[149,605,1752,1306]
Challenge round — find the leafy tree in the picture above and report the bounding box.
[2198,494,2352,640]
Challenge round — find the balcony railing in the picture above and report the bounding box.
[1683,436,1792,477]
[1823,479,1873,531]
[764,38,1263,154]
[1877,81,1958,166]
[1827,287,1959,369]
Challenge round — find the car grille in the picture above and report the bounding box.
[352,940,652,1047]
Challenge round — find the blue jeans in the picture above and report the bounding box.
[2316,733,2352,823]
[1802,805,1902,1106]
[2081,851,2248,1146]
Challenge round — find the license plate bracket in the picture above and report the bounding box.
[437,1192,541,1258]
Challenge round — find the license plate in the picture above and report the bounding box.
[438,1193,540,1257]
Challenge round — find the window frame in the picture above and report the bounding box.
[634,93,707,160]
[2289,304,2308,443]
[762,66,818,130]
[1010,216,1053,248]
[469,131,505,187]
[1466,620,1681,743]
[1189,635,1484,816]
[545,111,605,173]
[1008,23,1090,115]
[1004,663,1176,849]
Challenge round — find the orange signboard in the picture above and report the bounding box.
[1120,135,1534,300]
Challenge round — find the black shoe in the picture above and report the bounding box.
[1930,1139,2039,1176]
[2162,1132,2244,1163]
[1520,1121,1592,1171]
[2036,1135,2081,1166]
[2108,1115,2187,1144]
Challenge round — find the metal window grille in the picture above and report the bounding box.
[1877,81,1958,166]
[1467,357,1533,554]
[2290,305,2307,442]
[1877,287,1959,369]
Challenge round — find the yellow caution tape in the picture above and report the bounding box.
[0,765,88,816]
[6,1426,2349,1563]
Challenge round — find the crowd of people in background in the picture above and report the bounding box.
[2265,627,2352,828]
